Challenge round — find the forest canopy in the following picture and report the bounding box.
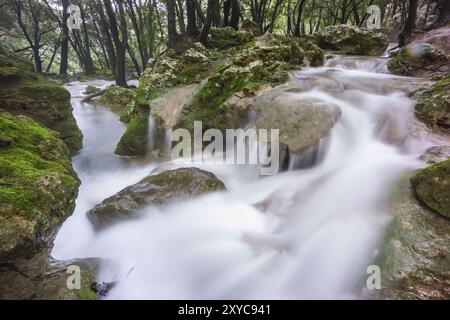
[0,0,448,85]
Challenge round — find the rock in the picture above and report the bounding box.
[388,26,450,77]
[368,173,450,300]
[83,85,100,95]
[0,46,83,153]
[414,75,450,134]
[115,104,149,156]
[388,43,448,76]
[149,84,198,128]
[314,25,389,56]
[411,159,450,219]
[87,167,225,229]
[241,19,261,36]
[253,91,341,155]
[421,146,450,164]
[177,34,324,132]
[0,249,98,300]
[208,27,253,49]
[0,110,90,299]
[0,110,79,256]
[137,44,212,105]
[97,84,136,113]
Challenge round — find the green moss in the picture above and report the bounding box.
[414,75,450,133]
[368,172,450,299]
[0,111,79,254]
[411,159,450,218]
[98,85,136,112]
[0,47,83,153]
[388,44,447,77]
[115,110,149,156]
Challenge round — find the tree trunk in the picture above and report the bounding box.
[60,0,69,75]
[167,0,179,49]
[104,0,127,87]
[398,0,418,47]
[186,0,199,36]
[229,0,240,30]
[200,0,214,45]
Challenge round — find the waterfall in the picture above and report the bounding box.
[53,58,449,299]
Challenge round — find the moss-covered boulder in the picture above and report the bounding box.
[97,85,136,113]
[0,46,82,153]
[137,44,213,105]
[208,27,253,49]
[369,173,450,300]
[414,76,450,134]
[411,159,450,219]
[0,110,80,254]
[87,167,225,229]
[388,44,448,76]
[0,110,94,299]
[314,25,388,56]
[177,34,324,132]
[388,26,450,77]
[115,104,149,156]
[83,85,100,95]
[241,19,261,36]
[0,251,98,300]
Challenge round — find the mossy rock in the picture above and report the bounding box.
[115,104,149,156]
[315,25,388,56]
[98,85,136,113]
[87,167,226,229]
[0,46,83,153]
[388,44,448,77]
[208,27,254,49]
[368,173,450,299]
[0,246,98,300]
[411,159,450,219]
[0,110,80,256]
[414,75,450,134]
[83,85,100,95]
[177,34,322,132]
[137,44,213,105]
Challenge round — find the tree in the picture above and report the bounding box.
[104,0,128,87]
[398,0,418,47]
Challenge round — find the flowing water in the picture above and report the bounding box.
[53,58,449,299]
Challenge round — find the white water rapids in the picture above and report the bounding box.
[53,58,448,299]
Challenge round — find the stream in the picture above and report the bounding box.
[52,56,449,299]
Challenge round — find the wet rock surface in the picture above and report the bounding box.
[87,168,226,230]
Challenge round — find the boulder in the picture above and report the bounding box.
[414,75,450,134]
[0,110,95,299]
[115,104,149,156]
[97,84,136,113]
[253,91,341,155]
[388,43,448,76]
[421,146,450,164]
[137,44,212,105]
[314,25,389,56]
[0,46,83,153]
[177,34,324,132]
[83,85,100,95]
[388,26,450,77]
[87,167,225,229]
[369,173,450,299]
[411,159,450,219]
[208,27,253,49]
[0,110,79,255]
